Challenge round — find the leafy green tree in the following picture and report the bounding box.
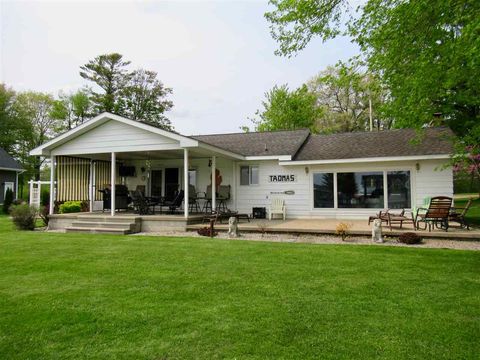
[249,84,323,132]
[52,89,92,131]
[307,61,391,133]
[265,0,480,136]
[80,53,174,129]
[0,84,29,154]
[11,92,61,179]
[120,69,174,130]
[80,53,131,113]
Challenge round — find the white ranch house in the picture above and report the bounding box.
[30,112,453,233]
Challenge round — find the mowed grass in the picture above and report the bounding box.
[0,216,479,359]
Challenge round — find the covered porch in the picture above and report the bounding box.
[30,113,243,222]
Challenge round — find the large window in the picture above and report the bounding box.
[240,165,259,185]
[337,172,384,208]
[387,171,411,209]
[313,170,412,209]
[313,173,334,208]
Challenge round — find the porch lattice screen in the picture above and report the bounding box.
[94,160,111,201]
[56,156,91,201]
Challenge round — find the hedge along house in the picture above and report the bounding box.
[30,112,453,233]
[0,147,23,204]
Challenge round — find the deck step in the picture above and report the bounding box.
[71,221,134,230]
[65,227,131,235]
[74,216,141,223]
[66,216,141,235]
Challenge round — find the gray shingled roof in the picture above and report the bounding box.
[0,147,23,170]
[294,127,453,161]
[192,129,310,157]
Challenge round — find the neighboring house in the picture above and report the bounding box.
[0,147,23,204]
[30,112,453,220]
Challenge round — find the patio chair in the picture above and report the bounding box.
[415,196,452,232]
[387,209,415,231]
[217,185,231,212]
[188,185,201,213]
[368,209,390,225]
[130,190,157,215]
[449,199,472,230]
[269,198,286,220]
[162,190,184,214]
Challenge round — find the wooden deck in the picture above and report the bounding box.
[187,219,480,240]
[47,212,479,239]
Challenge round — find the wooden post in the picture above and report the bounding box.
[211,155,216,212]
[209,218,215,238]
[49,156,55,215]
[184,148,189,218]
[111,152,116,216]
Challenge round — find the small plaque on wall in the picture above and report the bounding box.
[268,174,296,183]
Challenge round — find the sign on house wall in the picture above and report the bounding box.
[268,174,296,183]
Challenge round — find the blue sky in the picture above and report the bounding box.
[0,0,358,134]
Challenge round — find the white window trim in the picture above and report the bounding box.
[239,164,259,186]
[4,182,14,197]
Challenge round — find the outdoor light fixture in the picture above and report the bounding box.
[416,162,420,171]
[208,159,212,167]
[305,167,309,174]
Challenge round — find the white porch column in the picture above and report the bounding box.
[184,148,189,218]
[211,155,216,211]
[89,160,94,213]
[111,152,116,216]
[49,156,55,215]
[29,180,34,206]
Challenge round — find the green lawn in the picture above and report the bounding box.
[0,216,479,359]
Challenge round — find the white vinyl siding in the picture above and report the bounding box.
[235,159,452,219]
[50,120,179,155]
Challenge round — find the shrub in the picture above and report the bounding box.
[40,189,50,206]
[39,205,50,227]
[80,201,89,212]
[398,232,423,245]
[335,222,352,241]
[59,201,83,214]
[10,204,38,230]
[2,188,14,214]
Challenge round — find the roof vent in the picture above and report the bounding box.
[264,143,268,152]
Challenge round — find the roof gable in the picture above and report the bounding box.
[0,147,23,171]
[30,113,198,156]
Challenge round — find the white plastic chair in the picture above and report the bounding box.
[269,198,286,220]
